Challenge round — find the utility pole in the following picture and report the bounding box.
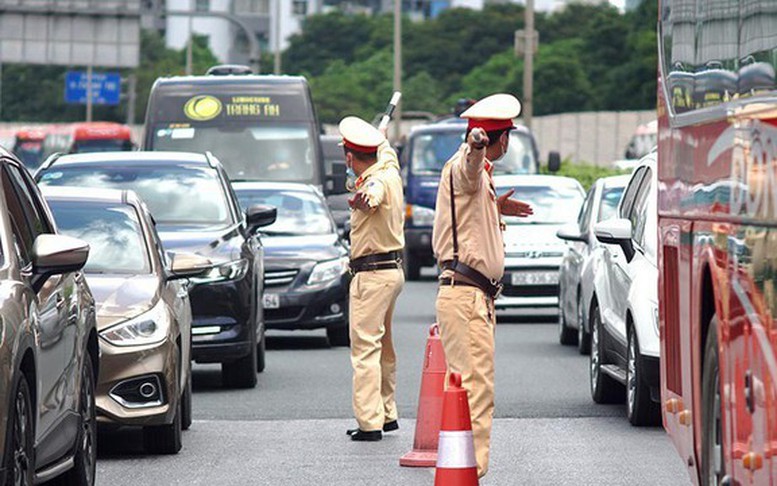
[126,74,137,126]
[522,0,534,129]
[186,0,194,75]
[274,0,281,74]
[392,0,402,142]
[86,65,93,122]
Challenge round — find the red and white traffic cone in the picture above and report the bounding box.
[399,324,447,467]
[434,373,478,486]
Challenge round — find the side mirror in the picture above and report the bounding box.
[327,161,348,196]
[168,252,213,280]
[547,151,561,173]
[593,218,635,262]
[556,224,587,244]
[32,234,89,291]
[246,204,277,233]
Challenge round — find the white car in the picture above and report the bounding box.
[588,153,660,426]
[494,175,585,315]
[557,175,629,353]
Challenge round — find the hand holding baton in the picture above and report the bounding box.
[378,91,402,133]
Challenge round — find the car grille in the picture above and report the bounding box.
[265,306,304,322]
[501,284,559,298]
[264,269,299,287]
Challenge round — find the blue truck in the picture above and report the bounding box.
[400,118,558,280]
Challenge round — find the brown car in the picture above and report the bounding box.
[0,149,97,485]
[43,187,211,454]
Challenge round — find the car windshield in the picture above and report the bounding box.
[410,130,535,175]
[236,188,333,236]
[599,186,625,222]
[38,165,232,226]
[48,200,150,274]
[13,141,43,169]
[152,123,315,182]
[497,184,584,225]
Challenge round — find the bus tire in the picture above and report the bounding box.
[701,316,725,486]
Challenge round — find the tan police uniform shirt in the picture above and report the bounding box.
[432,143,504,282]
[349,141,405,260]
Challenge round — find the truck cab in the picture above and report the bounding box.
[401,118,553,280]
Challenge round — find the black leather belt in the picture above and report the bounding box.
[441,260,503,299]
[349,251,402,274]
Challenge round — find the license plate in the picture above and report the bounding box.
[511,271,558,286]
[262,293,280,309]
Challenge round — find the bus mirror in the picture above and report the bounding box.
[548,151,561,173]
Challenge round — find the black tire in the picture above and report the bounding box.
[589,304,624,404]
[558,297,577,345]
[577,294,591,355]
[143,399,182,454]
[327,323,350,347]
[59,356,97,486]
[4,374,34,486]
[626,329,660,426]
[403,250,421,281]
[222,344,258,389]
[701,317,725,486]
[256,327,266,374]
[181,370,193,431]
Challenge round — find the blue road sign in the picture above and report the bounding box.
[65,71,121,106]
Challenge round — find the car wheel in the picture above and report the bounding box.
[558,294,577,345]
[181,369,193,431]
[222,342,258,389]
[60,356,97,486]
[589,304,623,404]
[143,397,183,454]
[577,294,591,355]
[403,249,421,281]
[327,322,350,347]
[256,327,266,374]
[626,328,660,426]
[4,374,34,486]
[702,317,725,486]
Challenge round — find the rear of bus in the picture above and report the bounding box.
[143,74,325,187]
[658,1,777,484]
[12,128,46,169]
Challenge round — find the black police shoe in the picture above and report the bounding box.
[348,429,382,441]
[383,420,399,433]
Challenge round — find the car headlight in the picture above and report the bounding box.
[407,204,435,227]
[307,257,349,285]
[100,300,169,347]
[190,259,249,285]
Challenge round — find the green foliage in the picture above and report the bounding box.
[288,2,657,123]
[541,160,627,190]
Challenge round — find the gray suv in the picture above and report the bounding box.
[0,148,97,485]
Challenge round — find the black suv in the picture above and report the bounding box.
[36,151,276,389]
[0,148,98,485]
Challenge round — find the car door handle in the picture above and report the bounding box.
[55,293,66,310]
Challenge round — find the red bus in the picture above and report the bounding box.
[658,1,777,484]
[41,122,134,161]
[12,127,46,169]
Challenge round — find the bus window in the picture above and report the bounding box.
[152,123,314,181]
[738,0,777,96]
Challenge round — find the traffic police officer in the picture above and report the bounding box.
[432,94,533,476]
[339,116,405,442]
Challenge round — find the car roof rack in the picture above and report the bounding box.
[206,64,254,76]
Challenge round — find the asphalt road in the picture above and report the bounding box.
[96,276,690,485]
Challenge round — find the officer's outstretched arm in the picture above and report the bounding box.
[456,128,487,193]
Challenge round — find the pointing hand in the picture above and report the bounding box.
[349,192,372,212]
[498,189,533,217]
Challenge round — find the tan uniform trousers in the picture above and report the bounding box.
[436,284,496,478]
[349,267,404,431]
